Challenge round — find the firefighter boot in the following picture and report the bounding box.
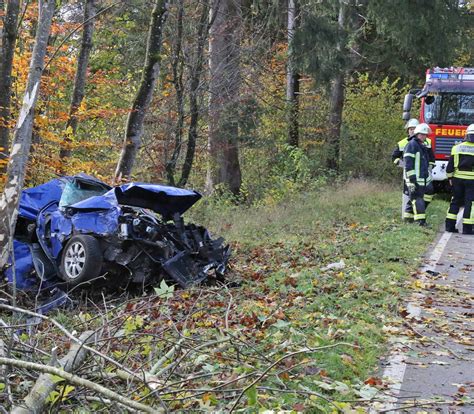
[418,219,429,227]
[445,219,459,233]
[462,224,473,235]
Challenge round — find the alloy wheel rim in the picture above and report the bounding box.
[64,242,86,279]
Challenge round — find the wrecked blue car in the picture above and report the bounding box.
[9,174,230,290]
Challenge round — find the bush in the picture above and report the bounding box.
[341,74,413,182]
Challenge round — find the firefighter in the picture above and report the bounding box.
[445,124,474,234]
[392,119,419,221]
[392,118,419,167]
[403,123,435,226]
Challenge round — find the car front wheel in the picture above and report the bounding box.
[59,235,103,286]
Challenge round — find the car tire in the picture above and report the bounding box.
[59,235,103,286]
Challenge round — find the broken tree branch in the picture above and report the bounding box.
[0,302,141,379]
[229,342,359,412]
[149,337,185,375]
[11,330,95,414]
[0,356,160,413]
[404,322,470,361]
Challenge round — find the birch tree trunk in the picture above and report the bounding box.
[115,0,168,181]
[286,0,299,147]
[0,0,21,175]
[0,0,56,270]
[206,0,242,195]
[59,0,96,166]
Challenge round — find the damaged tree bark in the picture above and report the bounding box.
[59,0,97,166]
[11,331,95,414]
[115,0,169,181]
[0,0,21,175]
[0,0,56,270]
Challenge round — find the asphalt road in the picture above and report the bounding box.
[374,231,474,413]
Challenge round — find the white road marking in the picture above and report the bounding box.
[372,231,452,413]
[456,208,464,232]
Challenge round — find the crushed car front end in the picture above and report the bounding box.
[8,175,230,291]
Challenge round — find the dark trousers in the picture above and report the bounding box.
[403,181,414,219]
[446,178,474,234]
[407,182,434,222]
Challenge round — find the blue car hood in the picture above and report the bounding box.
[69,183,202,219]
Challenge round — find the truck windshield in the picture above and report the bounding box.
[424,93,474,125]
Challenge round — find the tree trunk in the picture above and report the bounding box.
[0,0,55,270]
[115,0,169,181]
[206,0,242,195]
[59,0,96,166]
[165,0,185,186]
[326,0,346,171]
[327,73,345,170]
[178,0,210,188]
[286,0,299,147]
[0,0,21,175]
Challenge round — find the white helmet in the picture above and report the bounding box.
[404,118,419,130]
[466,124,474,143]
[414,123,431,136]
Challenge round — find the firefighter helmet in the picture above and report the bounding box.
[466,124,474,143]
[404,118,419,130]
[414,123,431,136]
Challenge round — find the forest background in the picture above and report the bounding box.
[0,0,472,203]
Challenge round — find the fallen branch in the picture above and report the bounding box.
[149,337,185,375]
[82,395,140,412]
[11,330,95,414]
[378,399,454,413]
[0,302,141,379]
[0,356,160,413]
[229,342,359,412]
[404,322,470,361]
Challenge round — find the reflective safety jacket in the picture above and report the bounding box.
[446,141,474,180]
[392,136,432,166]
[403,137,435,186]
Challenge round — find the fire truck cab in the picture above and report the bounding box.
[402,67,474,187]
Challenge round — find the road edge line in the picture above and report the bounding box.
[370,231,452,413]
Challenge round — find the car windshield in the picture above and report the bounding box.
[59,180,109,209]
[424,93,474,125]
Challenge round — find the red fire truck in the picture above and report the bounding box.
[402,67,474,189]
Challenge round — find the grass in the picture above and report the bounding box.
[185,179,447,411]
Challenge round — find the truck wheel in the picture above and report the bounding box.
[59,235,103,286]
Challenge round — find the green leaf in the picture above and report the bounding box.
[271,319,290,329]
[154,279,174,299]
[245,385,258,406]
[50,374,65,384]
[357,384,378,399]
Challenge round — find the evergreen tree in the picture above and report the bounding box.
[294,0,473,170]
